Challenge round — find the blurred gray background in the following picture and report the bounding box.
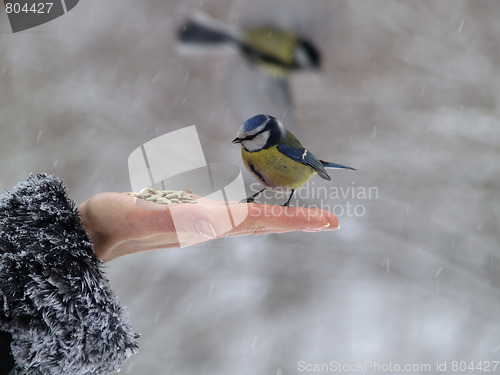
[1,0,500,374]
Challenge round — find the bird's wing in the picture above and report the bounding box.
[276,144,331,180]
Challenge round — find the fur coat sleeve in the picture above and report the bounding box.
[0,174,138,375]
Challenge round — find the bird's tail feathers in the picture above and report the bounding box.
[320,160,356,171]
[178,13,239,45]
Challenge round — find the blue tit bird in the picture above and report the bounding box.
[232,114,356,207]
[177,13,321,79]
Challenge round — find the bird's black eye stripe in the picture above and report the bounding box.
[241,125,271,141]
[241,134,257,141]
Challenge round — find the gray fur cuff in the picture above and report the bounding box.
[0,174,138,374]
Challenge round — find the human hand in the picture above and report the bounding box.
[78,192,339,262]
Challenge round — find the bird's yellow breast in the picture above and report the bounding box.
[241,146,316,189]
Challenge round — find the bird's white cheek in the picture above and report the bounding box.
[242,131,270,152]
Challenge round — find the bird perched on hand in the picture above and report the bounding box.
[232,114,355,206]
[177,13,321,79]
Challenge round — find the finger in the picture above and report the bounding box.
[223,203,339,237]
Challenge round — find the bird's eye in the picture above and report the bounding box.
[244,134,257,141]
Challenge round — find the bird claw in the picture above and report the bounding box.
[240,197,255,204]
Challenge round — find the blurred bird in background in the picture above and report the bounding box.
[233,114,355,206]
[177,12,321,78]
[177,12,322,127]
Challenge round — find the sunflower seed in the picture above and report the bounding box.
[131,187,197,205]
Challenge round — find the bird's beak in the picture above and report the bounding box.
[232,137,241,144]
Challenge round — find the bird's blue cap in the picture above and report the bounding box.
[242,114,270,133]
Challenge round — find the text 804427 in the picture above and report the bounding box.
[5,2,53,14]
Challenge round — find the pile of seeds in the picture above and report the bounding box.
[128,187,197,205]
